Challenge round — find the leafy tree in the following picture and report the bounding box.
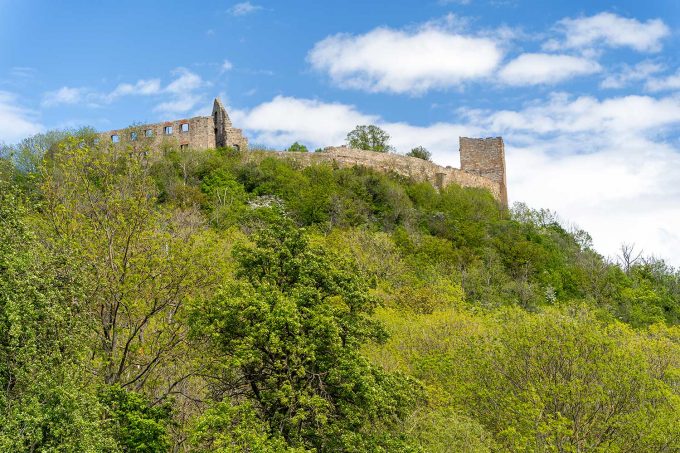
[0,181,110,450]
[201,168,249,227]
[438,307,679,451]
[286,142,308,152]
[406,146,431,161]
[190,401,305,452]
[99,385,173,452]
[191,212,421,451]
[41,139,223,395]
[346,125,393,153]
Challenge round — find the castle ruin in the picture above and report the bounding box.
[101,98,248,151]
[101,98,507,207]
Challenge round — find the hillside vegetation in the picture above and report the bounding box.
[1,131,679,452]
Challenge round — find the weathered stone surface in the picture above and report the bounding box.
[460,137,507,207]
[100,98,248,152]
[245,145,507,207]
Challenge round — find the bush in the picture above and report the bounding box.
[406,146,431,161]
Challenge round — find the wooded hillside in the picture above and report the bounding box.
[1,132,679,452]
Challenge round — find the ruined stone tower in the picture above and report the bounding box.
[212,97,230,148]
[459,137,508,207]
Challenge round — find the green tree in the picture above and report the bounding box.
[41,138,223,396]
[346,125,393,153]
[406,146,431,161]
[190,401,305,452]
[286,142,308,152]
[99,385,172,452]
[0,181,110,450]
[191,212,421,451]
[455,307,680,451]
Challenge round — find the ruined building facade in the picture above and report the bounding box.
[101,98,248,151]
[101,98,507,207]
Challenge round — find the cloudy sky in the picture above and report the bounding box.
[1,0,679,265]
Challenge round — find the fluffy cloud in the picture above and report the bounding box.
[646,70,680,92]
[498,53,601,86]
[0,91,42,144]
[221,59,234,72]
[308,26,503,94]
[106,79,161,101]
[477,93,680,136]
[545,12,670,52]
[40,68,208,115]
[232,96,377,147]
[308,13,670,94]
[228,2,262,16]
[600,61,664,89]
[41,87,84,107]
[234,93,680,265]
[153,68,208,115]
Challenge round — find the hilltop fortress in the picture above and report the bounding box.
[102,98,508,207]
[103,98,249,151]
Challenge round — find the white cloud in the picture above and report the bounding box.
[468,93,680,265]
[646,69,680,92]
[42,77,166,107]
[308,25,503,94]
[546,12,670,52]
[477,93,680,136]
[232,96,377,147]
[40,68,209,116]
[228,2,262,16]
[506,140,680,266]
[0,91,42,144]
[107,79,161,100]
[154,68,208,115]
[41,87,84,107]
[600,60,664,89]
[221,59,234,72]
[233,93,680,265]
[498,53,601,86]
[165,68,205,94]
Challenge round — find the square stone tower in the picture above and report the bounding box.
[459,137,508,207]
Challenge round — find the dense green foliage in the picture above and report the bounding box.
[191,216,421,451]
[99,385,173,452]
[0,131,679,451]
[0,182,109,451]
[345,125,393,153]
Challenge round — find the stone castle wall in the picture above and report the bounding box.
[245,145,506,206]
[100,98,248,153]
[99,99,506,206]
[102,116,216,151]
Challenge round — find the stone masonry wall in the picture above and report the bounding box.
[102,116,216,153]
[224,126,249,151]
[245,146,506,205]
[459,137,508,207]
[101,98,248,153]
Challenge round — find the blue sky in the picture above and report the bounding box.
[1,0,679,265]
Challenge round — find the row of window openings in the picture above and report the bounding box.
[110,123,190,142]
